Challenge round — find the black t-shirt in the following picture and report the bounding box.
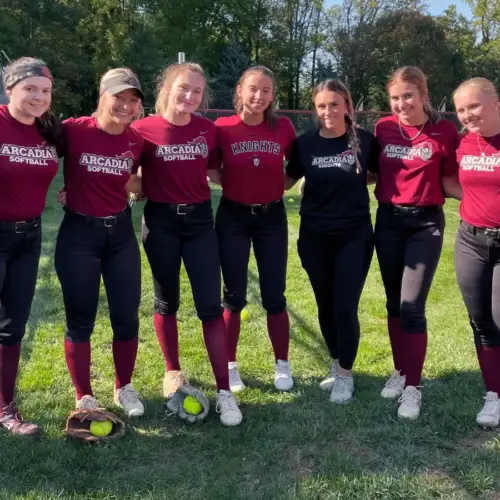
[286,128,379,234]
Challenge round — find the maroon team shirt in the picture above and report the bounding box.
[131,114,217,204]
[375,115,458,206]
[63,117,143,217]
[0,105,58,221]
[216,114,296,205]
[457,132,500,228]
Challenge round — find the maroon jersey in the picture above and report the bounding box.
[132,114,217,204]
[63,116,143,217]
[216,114,296,205]
[457,132,500,228]
[0,105,58,221]
[375,115,458,206]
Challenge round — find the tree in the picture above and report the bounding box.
[212,39,251,109]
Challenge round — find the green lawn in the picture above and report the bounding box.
[1,174,499,500]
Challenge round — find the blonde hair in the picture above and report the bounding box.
[312,79,362,174]
[234,66,277,127]
[155,62,209,116]
[96,67,144,121]
[387,66,440,124]
[453,77,498,100]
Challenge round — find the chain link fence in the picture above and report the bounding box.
[200,109,461,133]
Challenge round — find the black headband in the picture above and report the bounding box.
[4,65,53,89]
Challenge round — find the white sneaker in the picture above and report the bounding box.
[476,391,500,428]
[329,374,354,404]
[320,360,339,391]
[228,362,246,392]
[381,370,406,399]
[114,383,144,417]
[397,386,422,420]
[216,390,243,427]
[76,395,98,410]
[274,360,294,391]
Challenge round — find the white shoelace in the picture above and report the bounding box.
[385,371,403,388]
[229,367,242,383]
[398,387,421,406]
[119,385,140,404]
[78,396,98,410]
[275,363,291,380]
[216,392,238,413]
[332,375,351,393]
[481,393,500,415]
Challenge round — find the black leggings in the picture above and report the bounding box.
[298,222,374,370]
[215,198,288,314]
[455,221,500,347]
[375,204,445,333]
[0,220,42,346]
[55,209,141,343]
[142,200,222,322]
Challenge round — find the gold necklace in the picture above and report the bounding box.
[399,119,427,141]
[476,134,497,157]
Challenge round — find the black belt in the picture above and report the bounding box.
[165,203,197,215]
[222,197,283,215]
[64,207,130,227]
[462,221,500,240]
[379,203,442,217]
[0,217,40,233]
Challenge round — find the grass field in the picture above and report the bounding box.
[1,173,500,500]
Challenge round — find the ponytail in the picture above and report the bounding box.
[423,102,441,124]
[345,115,362,174]
[35,109,65,153]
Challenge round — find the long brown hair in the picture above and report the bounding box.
[312,79,362,173]
[155,62,209,116]
[387,66,440,124]
[4,56,63,150]
[234,65,277,127]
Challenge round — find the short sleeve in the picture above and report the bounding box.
[281,117,296,161]
[442,124,459,177]
[285,139,304,180]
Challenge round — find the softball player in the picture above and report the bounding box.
[375,66,461,420]
[0,57,60,435]
[55,68,145,417]
[453,78,500,427]
[285,79,378,403]
[132,62,242,427]
[213,66,296,393]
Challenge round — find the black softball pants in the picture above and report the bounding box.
[215,198,288,314]
[375,204,445,333]
[455,221,500,348]
[297,222,374,370]
[0,219,42,346]
[142,200,222,321]
[55,208,141,343]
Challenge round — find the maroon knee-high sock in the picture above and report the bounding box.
[113,337,138,389]
[64,339,93,399]
[224,308,241,363]
[267,310,290,362]
[202,317,230,391]
[0,344,21,408]
[154,313,180,371]
[388,317,405,373]
[476,345,500,394]
[402,331,428,387]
